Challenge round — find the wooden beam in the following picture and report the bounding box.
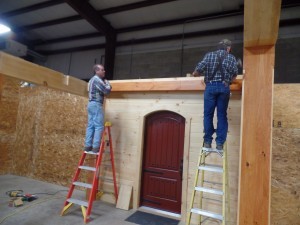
[244,0,282,47]
[0,52,88,97]
[110,76,243,92]
[238,46,274,225]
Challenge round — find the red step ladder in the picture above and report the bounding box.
[61,122,118,223]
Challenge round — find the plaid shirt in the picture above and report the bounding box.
[195,50,238,83]
[88,75,111,104]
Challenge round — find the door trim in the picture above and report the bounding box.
[133,109,191,224]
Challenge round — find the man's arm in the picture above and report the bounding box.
[95,78,112,95]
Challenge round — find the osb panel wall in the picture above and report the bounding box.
[0,76,20,174]
[11,86,88,186]
[105,91,241,225]
[271,84,300,225]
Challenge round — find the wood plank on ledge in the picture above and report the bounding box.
[110,76,243,92]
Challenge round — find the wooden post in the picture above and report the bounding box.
[239,0,281,224]
[238,46,275,225]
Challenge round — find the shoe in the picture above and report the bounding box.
[92,147,99,153]
[216,144,223,150]
[203,143,211,148]
[84,146,92,152]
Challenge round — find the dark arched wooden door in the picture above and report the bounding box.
[140,111,185,213]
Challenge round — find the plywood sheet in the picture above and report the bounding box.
[0,77,20,174]
[273,84,300,128]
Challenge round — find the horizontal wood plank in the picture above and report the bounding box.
[110,76,243,92]
[0,52,88,97]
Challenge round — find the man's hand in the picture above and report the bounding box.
[192,71,201,77]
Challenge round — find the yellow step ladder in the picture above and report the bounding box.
[187,143,230,225]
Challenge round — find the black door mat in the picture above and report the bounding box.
[125,211,180,225]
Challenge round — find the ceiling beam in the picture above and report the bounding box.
[33,9,243,46]
[14,15,82,33]
[99,0,178,15]
[64,0,116,79]
[38,16,300,55]
[39,25,244,55]
[1,0,64,18]
[64,0,115,37]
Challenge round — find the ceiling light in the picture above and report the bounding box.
[0,24,11,34]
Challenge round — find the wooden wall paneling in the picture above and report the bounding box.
[105,91,242,225]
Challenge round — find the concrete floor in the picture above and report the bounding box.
[0,175,136,225]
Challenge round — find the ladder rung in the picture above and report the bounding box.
[73,182,92,189]
[191,208,223,221]
[99,176,114,183]
[103,164,112,167]
[195,186,223,195]
[198,165,223,173]
[79,166,96,172]
[67,198,88,207]
[202,147,224,153]
[85,151,99,155]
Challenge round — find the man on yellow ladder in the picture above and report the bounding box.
[192,39,240,150]
[84,64,112,153]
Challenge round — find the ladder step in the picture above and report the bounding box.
[73,182,92,189]
[67,198,88,207]
[78,166,96,172]
[199,165,223,173]
[99,176,114,183]
[195,186,223,195]
[85,151,99,155]
[202,147,224,153]
[191,208,223,221]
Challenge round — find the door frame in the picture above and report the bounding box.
[133,109,191,222]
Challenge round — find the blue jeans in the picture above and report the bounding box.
[84,101,104,148]
[203,81,230,145]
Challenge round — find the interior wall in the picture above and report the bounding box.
[104,91,242,225]
[0,81,88,186]
[271,84,300,225]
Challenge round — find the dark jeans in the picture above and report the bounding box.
[203,81,230,145]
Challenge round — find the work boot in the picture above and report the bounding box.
[203,143,211,148]
[216,144,223,150]
[84,146,92,152]
[92,147,100,153]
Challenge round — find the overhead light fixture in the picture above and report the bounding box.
[0,24,11,34]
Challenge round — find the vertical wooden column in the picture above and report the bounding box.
[238,46,275,225]
[239,0,281,224]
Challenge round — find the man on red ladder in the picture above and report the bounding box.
[84,64,112,153]
[192,39,240,150]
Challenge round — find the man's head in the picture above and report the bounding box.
[218,39,232,53]
[93,64,105,78]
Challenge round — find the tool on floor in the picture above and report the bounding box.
[61,122,118,223]
[186,142,230,225]
[6,190,38,202]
